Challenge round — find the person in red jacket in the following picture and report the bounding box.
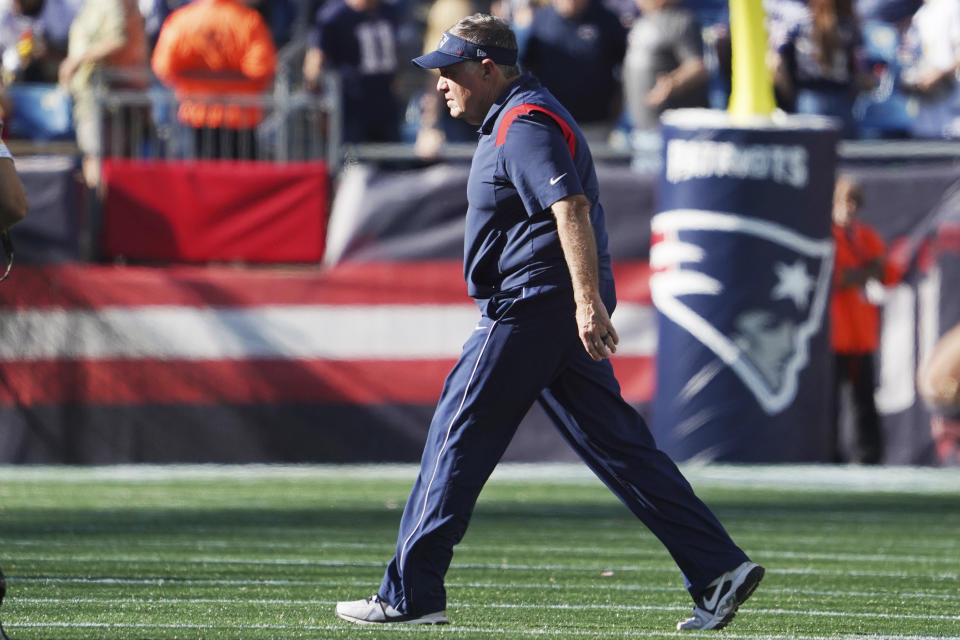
[829,174,890,464]
[151,0,276,159]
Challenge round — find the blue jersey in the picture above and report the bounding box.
[465,73,613,300]
[310,0,399,110]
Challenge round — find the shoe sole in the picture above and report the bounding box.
[708,563,765,630]
[335,610,448,625]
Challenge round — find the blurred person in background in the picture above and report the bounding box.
[0,75,11,121]
[59,0,151,188]
[622,0,708,132]
[0,0,81,85]
[491,0,543,49]
[917,321,960,465]
[770,0,869,137]
[602,0,639,29]
[520,0,627,143]
[898,0,960,138]
[246,0,300,49]
[764,0,807,59]
[151,0,277,160]
[764,0,807,112]
[303,0,402,144]
[138,0,183,50]
[829,175,891,464]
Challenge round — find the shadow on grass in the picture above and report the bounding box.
[4,490,959,540]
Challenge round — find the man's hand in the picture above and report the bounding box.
[577,290,619,361]
[58,55,81,87]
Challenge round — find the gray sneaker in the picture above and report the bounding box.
[677,561,764,631]
[335,594,448,625]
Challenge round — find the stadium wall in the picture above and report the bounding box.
[1,160,958,465]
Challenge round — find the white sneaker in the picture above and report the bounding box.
[335,594,448,625]
[677,561,764,631]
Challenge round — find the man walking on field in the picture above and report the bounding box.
[335,13,764,632]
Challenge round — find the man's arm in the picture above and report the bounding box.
[240,16,277,88]
[838,257,884,288]
[646,58,708,107]
[303,47,326,91]
[552,194,619,361]
[59,35,128,87]
[647,15,709,107]
[0,157,27,230]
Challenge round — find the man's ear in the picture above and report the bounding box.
[479,58,496,78]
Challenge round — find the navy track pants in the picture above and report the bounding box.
[378,284,749,616]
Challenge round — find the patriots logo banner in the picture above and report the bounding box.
[652,114,840,462]
[651,209,834,414]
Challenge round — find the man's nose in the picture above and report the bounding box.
[436,76,447,92]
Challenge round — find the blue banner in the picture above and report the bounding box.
[651,112,841,462]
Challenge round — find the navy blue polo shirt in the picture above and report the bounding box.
[464,73,613,301]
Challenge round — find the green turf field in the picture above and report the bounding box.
[1,464,958,639]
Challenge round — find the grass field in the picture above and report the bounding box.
[1,463,959,639]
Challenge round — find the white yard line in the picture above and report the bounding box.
[6,621,960,640]
[10,597,960,622]
[2,463,960,494]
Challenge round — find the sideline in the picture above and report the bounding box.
[2,463,959,494]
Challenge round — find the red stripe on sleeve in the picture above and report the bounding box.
[495,103,576,157]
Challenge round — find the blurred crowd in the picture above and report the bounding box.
[0,0,958,167]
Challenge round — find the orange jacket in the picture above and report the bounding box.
[151,0,276,129]
[830,221,888,354]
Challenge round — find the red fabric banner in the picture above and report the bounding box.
[100,160,329,263]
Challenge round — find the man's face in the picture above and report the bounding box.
[832,181,860,227]
[437,62,487,125]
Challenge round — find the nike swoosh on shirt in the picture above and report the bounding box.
[549,173,567,185]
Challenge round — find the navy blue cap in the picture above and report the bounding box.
[412,32,518,69]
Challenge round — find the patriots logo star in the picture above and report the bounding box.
[771,259,814,309]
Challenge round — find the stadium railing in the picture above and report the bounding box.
[88,64,341,171]
[67,49,960,176]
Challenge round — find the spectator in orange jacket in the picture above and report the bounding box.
[151,0,276,159]
[829,174,892,464]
